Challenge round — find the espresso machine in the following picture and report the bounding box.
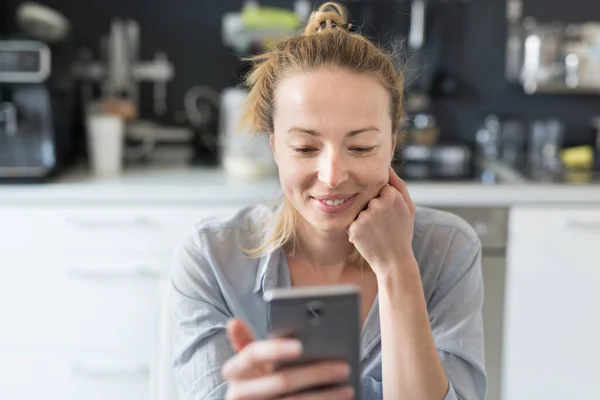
[0,2,77,183]
[0,39,74,182]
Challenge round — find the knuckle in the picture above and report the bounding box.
[239,348,255,370]
[220,366,230,380]
[383,185,395,196]
[274,371,294,393]
[225,385,240,400]
[325,365,344,381]
[369,198,381,210]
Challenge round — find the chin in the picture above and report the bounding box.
[309,210,357,231]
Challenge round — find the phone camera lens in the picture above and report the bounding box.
[306,301,324,326]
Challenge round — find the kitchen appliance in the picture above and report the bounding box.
[395,143,475,182]
[219,87,277,179]
[440,207,509,400]
[0,38,75,182]
[72,19,174,117]
[505,0,600,94]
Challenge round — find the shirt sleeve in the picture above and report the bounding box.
[428,230,487,400]
[170,230,234,400]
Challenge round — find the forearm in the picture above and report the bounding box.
[377,257,449,400]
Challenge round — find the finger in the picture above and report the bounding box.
[227,319,255,353]
[388,166,404,192]
[221,339,303,380]
[230,361,350,400]
[378,185,397,203]
[280,385,355,400]
[388,167,416,213]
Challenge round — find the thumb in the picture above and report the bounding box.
[226,318,255,353]
[388,166,404,192]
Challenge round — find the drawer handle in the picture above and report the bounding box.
[567,220,600,232]
[65,216,162,230]
[67,265,163,280]
[71,363,150,378]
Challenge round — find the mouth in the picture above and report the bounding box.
[310,194,357,214]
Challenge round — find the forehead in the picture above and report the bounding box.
[273,68,390,129]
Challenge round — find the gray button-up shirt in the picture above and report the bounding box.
[170,204,487,400]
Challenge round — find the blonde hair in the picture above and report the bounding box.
[242,2,405,259]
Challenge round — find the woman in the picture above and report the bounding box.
[171,3,486,399]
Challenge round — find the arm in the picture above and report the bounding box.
[170,231,233,400]
[377,234,486,400]
[347,168,486,399]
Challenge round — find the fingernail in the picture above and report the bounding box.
[284,340,303,354]
[344,387,355,399]
[335,364,350,377]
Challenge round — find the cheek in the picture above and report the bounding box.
[354,158,390,188]
[278,159,313,195]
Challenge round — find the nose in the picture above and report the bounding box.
[317,148,349,188]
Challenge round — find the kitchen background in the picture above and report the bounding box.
[4,0,600,147]
[1,1,600,400]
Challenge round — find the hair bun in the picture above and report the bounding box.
[303,2,354,35]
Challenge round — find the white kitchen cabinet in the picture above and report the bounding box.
[0,205,241,255]
[0,203,245,400]
[0,354,150,400]
[0,257,66,349]
[67,354,151,400]
[65,258,164,354]
[503,206,600,400]
[0,355,67,400]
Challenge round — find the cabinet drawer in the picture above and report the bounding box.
[0,259,66,349]
[64,258,165,353]
[67,355,150,400]
[0,354,150,400]
[0,255,166,353]
[0,355,66,400]
[0,205,240,253]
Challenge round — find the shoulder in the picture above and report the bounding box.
[413,206,480,250]
[170,204,275,296]
[190,203,274,251]
[412,207,482,292]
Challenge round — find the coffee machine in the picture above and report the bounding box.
[0,38,75,182]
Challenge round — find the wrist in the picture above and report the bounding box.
[375,255,420,289]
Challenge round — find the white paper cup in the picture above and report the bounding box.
[86,113,124,177]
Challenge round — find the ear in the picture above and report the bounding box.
[391,135,397,158]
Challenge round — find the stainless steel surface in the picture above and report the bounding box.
[72,19,174,117]
[0,40,51,83]
[0,101,17,136]
[442,207,509,251]
[440,207,509,400]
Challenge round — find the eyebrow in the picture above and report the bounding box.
[287,126,380,137]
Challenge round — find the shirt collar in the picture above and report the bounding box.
[252,247,282,294]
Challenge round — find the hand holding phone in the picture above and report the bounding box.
[222,318,355,400]
[263,284,362,399]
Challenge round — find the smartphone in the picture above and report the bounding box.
[263,284,361,398]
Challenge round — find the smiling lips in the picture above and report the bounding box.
[311,194,357,213]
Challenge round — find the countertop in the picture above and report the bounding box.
[1,162,600,207]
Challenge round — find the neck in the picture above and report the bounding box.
[288,216,355,275]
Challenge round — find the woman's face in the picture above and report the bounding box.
[271,67,395,234]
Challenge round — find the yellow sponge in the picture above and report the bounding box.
[560,146,594,170]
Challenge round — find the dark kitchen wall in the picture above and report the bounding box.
[4,0,600,145]
[1,1,8,35]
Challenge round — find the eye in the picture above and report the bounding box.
[292,147,317,154]
[351,146,375,154]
